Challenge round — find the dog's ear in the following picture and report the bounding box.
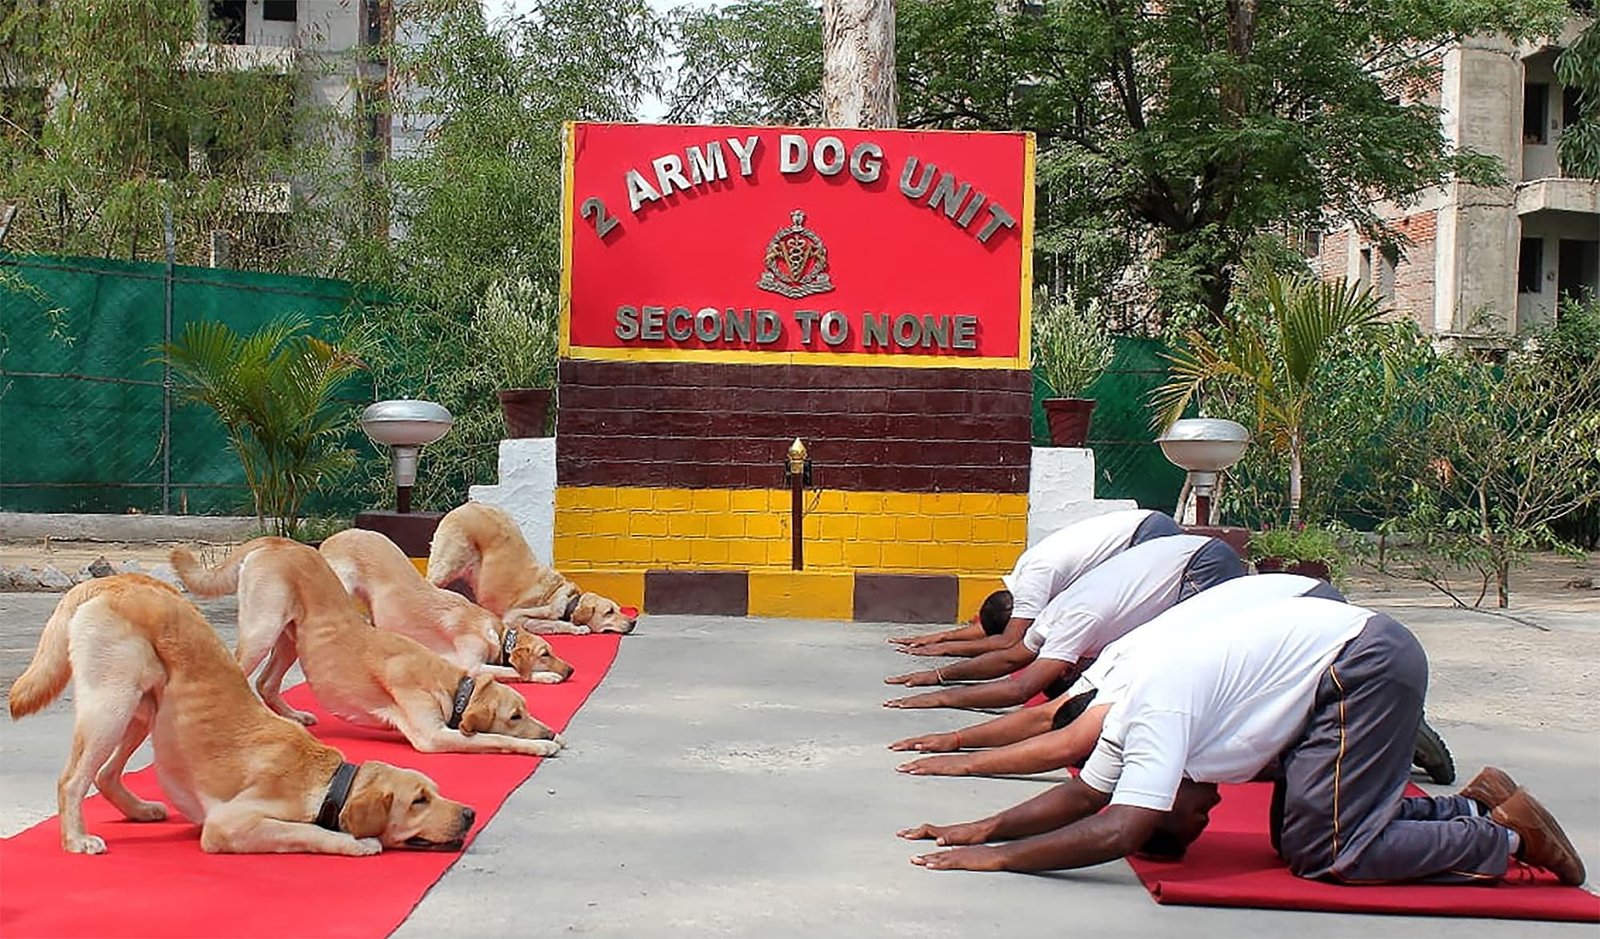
[340,784,394,839]
[572,592,600,626]
[458,684,496,736]
[508,643,535,680]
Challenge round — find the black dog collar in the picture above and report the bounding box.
[316,761,360,831]
[499,624,519,666]
[447,674,476,730]
[560,593,582,622]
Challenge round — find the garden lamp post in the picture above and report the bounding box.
[1156,418,1250,526]
[359,399,454,514]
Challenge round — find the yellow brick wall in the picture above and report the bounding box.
[554,486,1025,576]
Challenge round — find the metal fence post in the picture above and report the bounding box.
[162,205,175,515]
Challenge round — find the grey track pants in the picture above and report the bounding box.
[1273,613,1509,883]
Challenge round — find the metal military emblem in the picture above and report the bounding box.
[757,209,834,299]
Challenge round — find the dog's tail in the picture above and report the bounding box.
[8,584,85,719]
[170,537,285,598]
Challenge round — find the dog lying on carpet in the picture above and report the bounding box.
[427,502,637,635]
[172,538,566,758]
[7,574,473,856]
[319,528,574,684]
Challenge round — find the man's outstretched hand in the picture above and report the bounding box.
[884,670,941,686]
[911,845,1007,871]
[883,691,944,708]
[897,754,972,776]
[887,732,959,752]
[897,819,994,846]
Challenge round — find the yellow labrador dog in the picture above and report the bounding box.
[319,528,574,684]
[7,574,473,856]
[171,538,565,758]
[427,503,637,635]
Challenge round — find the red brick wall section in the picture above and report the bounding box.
[557,361,1032,493]
[1314,229,1350,282]
[1391,211,1438,330]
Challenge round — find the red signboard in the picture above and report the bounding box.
[561,122,1034,369]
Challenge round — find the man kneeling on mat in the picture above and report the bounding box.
[888,509,1181,658]
[884,534,1243,710]
[900,596,1586,888]
[892,572,1343,776]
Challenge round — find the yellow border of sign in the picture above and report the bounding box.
[558,123,1036,371]
[559,121,577,361]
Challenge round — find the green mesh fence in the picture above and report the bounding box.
[4,252,1182,517]
[0,253,364,516]
[1031,336,1185,511]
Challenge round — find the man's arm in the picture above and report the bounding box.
[899,775,1110,847]
[887,699,1061,752]
[901,617,1031,657]
[912,803,1162,872]
[897,704,1110,776]
[889,621,984,647]
[885,658,1072,710]
[884,641,1036,686]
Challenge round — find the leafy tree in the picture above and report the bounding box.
[668,0,824,124]
[0,0,352,269]
[337,0,667,508]
[1555,21,1599,177]
[668,0,1569,324]
[163,317,365,538]
[1379,310,1600,608]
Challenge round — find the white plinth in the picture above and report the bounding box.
[468,438,557,563]
[1027,447,1138,547]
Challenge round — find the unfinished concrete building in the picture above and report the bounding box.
[1314,19,1599,339]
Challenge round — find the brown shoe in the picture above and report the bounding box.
[1491,788,1587,886]
[1459,766,1518,809]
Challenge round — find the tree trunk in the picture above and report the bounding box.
[1288,436,1303,526]
[821,0,897,128]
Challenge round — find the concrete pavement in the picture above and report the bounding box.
[1,596,1596,937]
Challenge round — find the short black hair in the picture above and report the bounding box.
[978,590,1013,635]
[1050,689,1100,730]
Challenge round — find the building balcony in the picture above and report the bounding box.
[181,42,297,75]
[1514,177,1600,216]
[223,182,294,215]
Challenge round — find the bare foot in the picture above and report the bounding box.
[888,732,958,752]
[911,845,1006,871]
[897,754,972,776]
[897,820,994,846]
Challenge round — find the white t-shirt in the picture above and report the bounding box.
[1024,534,1221,663]
[1079,596,1372,811]
[1075,574,1332,705]
[1003,510,1171,620]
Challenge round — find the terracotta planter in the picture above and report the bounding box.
[498,388,553,438]
[1042,397,1096,447]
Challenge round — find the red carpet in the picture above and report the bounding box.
[0,634,622,939]
[1127,780,1600,922]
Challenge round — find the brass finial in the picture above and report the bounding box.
[787,438,808,473]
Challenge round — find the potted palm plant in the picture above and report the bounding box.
[473,277,560,438]
[162,316,364,540]
[1150,271,1392,524]
[1033,295,1115,447]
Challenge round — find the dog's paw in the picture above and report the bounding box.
[65,833,108,855]
[526,672,565,684]
[352,837,383,856]
[526,739,564,757]
[127,800,168,822]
